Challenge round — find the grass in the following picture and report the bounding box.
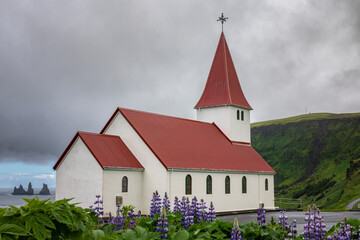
[251,112,360,128]
[251,112,360,210]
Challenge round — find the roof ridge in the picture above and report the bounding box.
[222,33,232,104]
[117,107,213,125]
[78,131,122,138]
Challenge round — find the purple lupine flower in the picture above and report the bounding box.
[257,206,266,228]
[92,195,104,227]
[162,192,170,213]
[111,203,124,230]
[184,202,194,229]
[190,196,198,223]
[304,204,326,240]
[198,199,208,222]
[127,209,137,229]
[288,219,297,239]
[208,201,216,222]
[231,218,242,240]
[156,207,169,239]
[278,210,288,231]
[150,191,162,219]
[173,196,181,214]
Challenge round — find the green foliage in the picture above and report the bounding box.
[0,197,95,240]
[251,113,360,209]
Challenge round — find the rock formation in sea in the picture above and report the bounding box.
[38,183,51,195]
[12,182,34,195]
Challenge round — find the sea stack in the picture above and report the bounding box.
[38,183,51,195]
[12,182,34,195]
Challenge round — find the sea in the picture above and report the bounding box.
[0,188,55,208]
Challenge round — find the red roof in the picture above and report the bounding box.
[101,108,274,173]
[53,132,143,170]
[195,32,252,109]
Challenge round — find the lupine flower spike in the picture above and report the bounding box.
[231,218,242,240]
[92,195,104,227]
[257,206,266,228]
[156,206,169,239]
[173,196,181,214]
[162,192,170,213]
[208,201,216,222]
[150,191,162,219]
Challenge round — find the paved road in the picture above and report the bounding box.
[346,198,360,209]
[220,211,360,234]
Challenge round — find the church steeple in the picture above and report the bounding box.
[194,32,252,110]
[195,31,252,143]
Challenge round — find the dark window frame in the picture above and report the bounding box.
[265,178,268,191]
[206,175,212,194]
[237,110,240,120]
[242,176,247,193]
[185,174,192,195]
[225,176,230,194]
[241,111,244,121]
[122,176,128,193]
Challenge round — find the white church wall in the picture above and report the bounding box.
[56,137,103,209]
[103,112,168,214]
[259,175,275,209]
[196,106,250,143]
[103,170,143,217]
[229,106,251,143]
[169,171,274,212]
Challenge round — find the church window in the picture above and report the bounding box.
[122,176,128,193]
[265,178,268,191]
[206,175,212,194]
[237,110,240,120]
[241,111,244,121]
[185,174,192,195]
[225,176,230,194]
[242,176,247,193]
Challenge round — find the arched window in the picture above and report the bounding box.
[265,179,268,191]
[122,176,128,193]
[241,111,244,121]
[237,110,240,120]
[206,175,212,194]
[185,174,192,195]
[225,176,230,194]
[242,176,247,193]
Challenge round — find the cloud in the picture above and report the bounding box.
[0,1,359,165]
[34,174,56,180]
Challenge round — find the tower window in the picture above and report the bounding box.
[225,176,230,194]
[242,176,247,193]
[241,111,244,121]
[265,179,268,191]
[122,176,128,192]
[237,110,240,120]
[206,175,212,194]
[185,174,192,195]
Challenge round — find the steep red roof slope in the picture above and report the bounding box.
[195,32,252,109]
[102,108,274,173]
[53,132,143,170]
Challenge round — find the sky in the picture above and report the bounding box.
[0,1,359,188]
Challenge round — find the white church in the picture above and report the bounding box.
[54,31,275,215]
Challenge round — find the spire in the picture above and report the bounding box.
[194,32,252,110]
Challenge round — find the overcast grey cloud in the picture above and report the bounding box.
[0,1,359,165]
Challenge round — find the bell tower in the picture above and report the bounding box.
[194,32,252,143]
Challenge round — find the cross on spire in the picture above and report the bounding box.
[217,13,228,32]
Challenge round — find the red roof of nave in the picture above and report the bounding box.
[195,32,252,109]
[101,107,274,173]
[53,132,143,170]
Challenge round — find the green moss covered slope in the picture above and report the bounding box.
[251,112,360,209]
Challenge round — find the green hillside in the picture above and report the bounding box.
[251,112,360,209]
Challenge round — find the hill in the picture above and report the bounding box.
[251,112,360,209]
